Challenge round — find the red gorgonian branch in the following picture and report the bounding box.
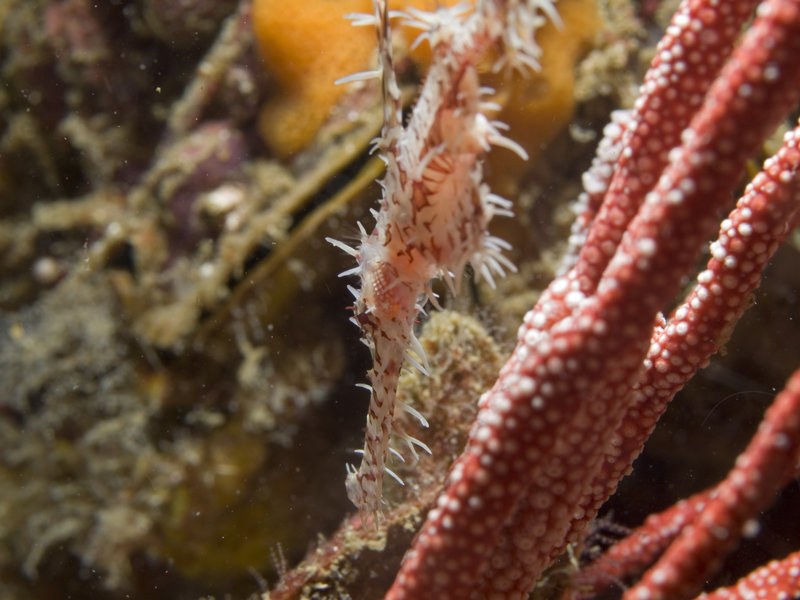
[387,0,800,598]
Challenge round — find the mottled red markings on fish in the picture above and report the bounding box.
[328,0,555,517]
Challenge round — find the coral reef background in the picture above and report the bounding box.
[1,0,798,599]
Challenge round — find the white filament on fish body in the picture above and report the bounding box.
[327,0,556,517]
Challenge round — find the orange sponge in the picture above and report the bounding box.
[252,0,597,164]
[485,0,599,193]
[252,0,465,158]
[252,0,376,158]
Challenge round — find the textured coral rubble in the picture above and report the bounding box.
[1,0,798,599]
[1,0,362,597]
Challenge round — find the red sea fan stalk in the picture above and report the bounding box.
[385,0,800,598]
